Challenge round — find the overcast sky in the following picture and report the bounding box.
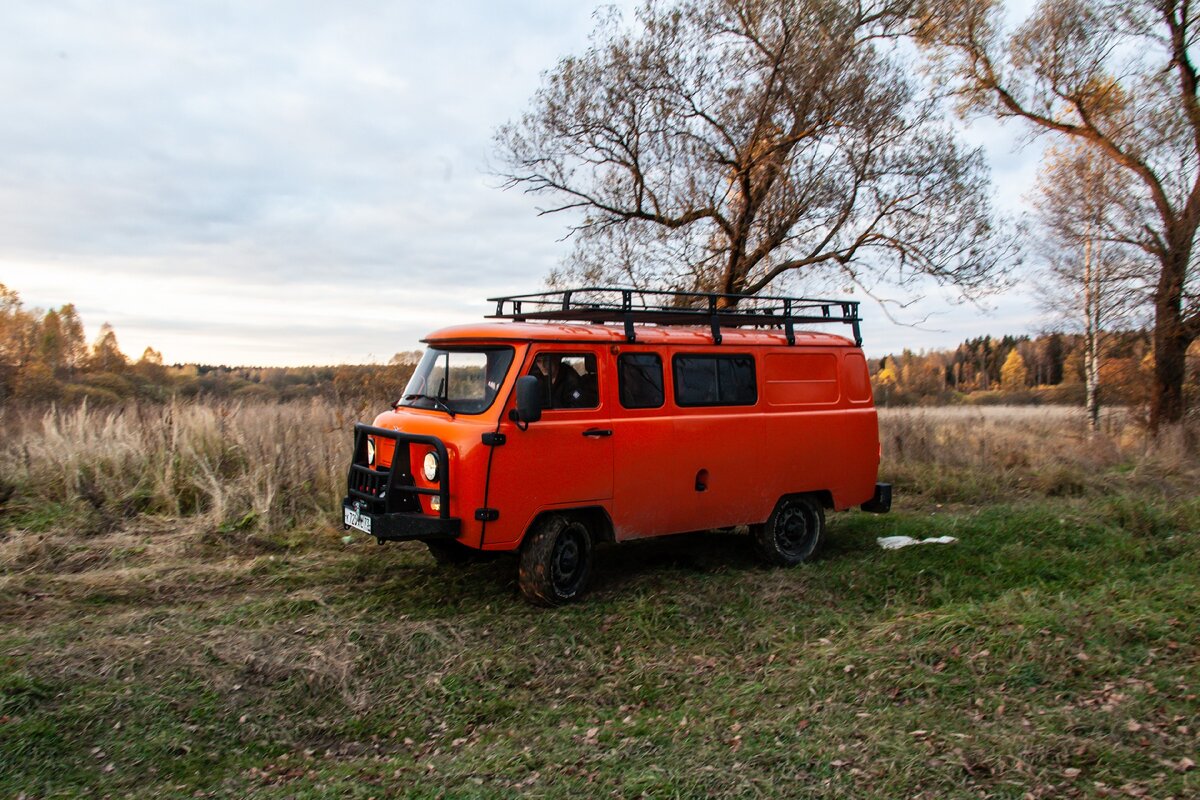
[0,0,1043,365]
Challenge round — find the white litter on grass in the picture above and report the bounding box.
[877,535,958,550]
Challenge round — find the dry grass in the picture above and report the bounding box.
[878,406,1198,504]
[0,399,364,535]
[1,401,1198,797]
[1,399,1195,543]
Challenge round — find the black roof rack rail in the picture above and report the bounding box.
[486,287,862,347]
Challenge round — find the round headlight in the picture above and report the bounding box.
[366,438,376,466]
[422,451,439,482]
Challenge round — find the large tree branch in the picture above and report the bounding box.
[1164,0,1200,232]
[1183,301,1200,340]
[965,40,1178,232]
[511,172,734,236]
[741,148,872,281]
[1164,0,1200,155]
[741,249,857,294]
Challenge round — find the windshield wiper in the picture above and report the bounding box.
[402,393,456,418]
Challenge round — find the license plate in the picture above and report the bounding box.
[344,505,372,535]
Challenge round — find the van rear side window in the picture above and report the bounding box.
[618,353,664,408]
[673,354,757,407]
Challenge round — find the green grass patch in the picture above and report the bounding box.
[1,495,1197,798]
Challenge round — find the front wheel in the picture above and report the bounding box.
[518,514,594,606]
[752,495,825,566]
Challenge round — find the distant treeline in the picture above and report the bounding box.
[8,283,1198,409]
[0,284,419,405]
[871,331,1200,407]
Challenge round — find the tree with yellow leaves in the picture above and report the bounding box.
[1000,348,1029,391]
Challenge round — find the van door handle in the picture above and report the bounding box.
[582,428,613,438]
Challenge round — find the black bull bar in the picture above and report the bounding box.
[341,423,460,541]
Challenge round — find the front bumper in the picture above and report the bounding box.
[342,498,461,541]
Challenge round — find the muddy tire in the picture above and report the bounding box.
[425,538,476,566]
[518,514,593,606]
[752,495,824,566]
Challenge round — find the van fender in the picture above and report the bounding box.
[770,489,833,518]
[518,505,615,548]
[810,489,835,510]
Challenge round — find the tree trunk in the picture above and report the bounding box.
[1085,336,1101,431]
[1148,245,1192,432]
[1083,236,1101,432]
[717,244,749,307]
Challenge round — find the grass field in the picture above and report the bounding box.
[1,403,1198,798]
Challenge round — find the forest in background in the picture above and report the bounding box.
[872,331,1200,409]
[0,284,420,405]
[5,282,1200,410]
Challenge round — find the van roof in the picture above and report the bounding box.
[424,322,857,347]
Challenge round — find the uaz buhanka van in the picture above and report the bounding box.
[342,288,890,605]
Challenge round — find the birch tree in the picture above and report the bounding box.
[1033,144,1150,429]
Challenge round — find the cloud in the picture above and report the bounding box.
[0,0,1047,364]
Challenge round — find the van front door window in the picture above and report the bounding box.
[529,353,598,409]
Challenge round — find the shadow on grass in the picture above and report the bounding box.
[337,520,887,620]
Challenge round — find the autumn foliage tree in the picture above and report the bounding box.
[497,0,1012,305]
[914,0,1200,430]
[2,285,88,400]
[1000,348,1028,390]
[87,323,128,374]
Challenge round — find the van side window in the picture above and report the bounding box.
[528,353,599,409]
[618,353,664,409]
[673,354,757,407]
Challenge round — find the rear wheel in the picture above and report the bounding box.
[752,495,825,566]
[518,514,594,606]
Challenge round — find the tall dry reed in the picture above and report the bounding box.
[0,399,364,531]
[878,405,1198,500]
[0,401,1195,533]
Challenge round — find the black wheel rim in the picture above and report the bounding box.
[551,524,588,596]
[775,504,816,559]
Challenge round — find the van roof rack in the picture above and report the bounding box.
[487,287,862,346]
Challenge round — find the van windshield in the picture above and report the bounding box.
[398,346,514,416]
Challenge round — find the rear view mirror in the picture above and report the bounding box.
[514,375,543,425]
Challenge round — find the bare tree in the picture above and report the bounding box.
[495,0,1012,307]
[914,0,1200,431]
[1033,143,1150,429]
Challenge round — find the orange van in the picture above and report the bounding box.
[342,288,890,605]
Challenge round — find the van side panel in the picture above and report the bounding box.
[758,405,879,511]
[660,409,766,535]
[610,344,879,542]
[484,340,878,548]
[612,348,767,539]
[764,352,840,406]
[756,348,878,513]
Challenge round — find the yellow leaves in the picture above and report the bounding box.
[1000,348,1029,390]
[1079,74,1127,120]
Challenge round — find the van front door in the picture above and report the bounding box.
[484,347,614,548]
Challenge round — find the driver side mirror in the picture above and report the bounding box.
[513,375,543,425]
